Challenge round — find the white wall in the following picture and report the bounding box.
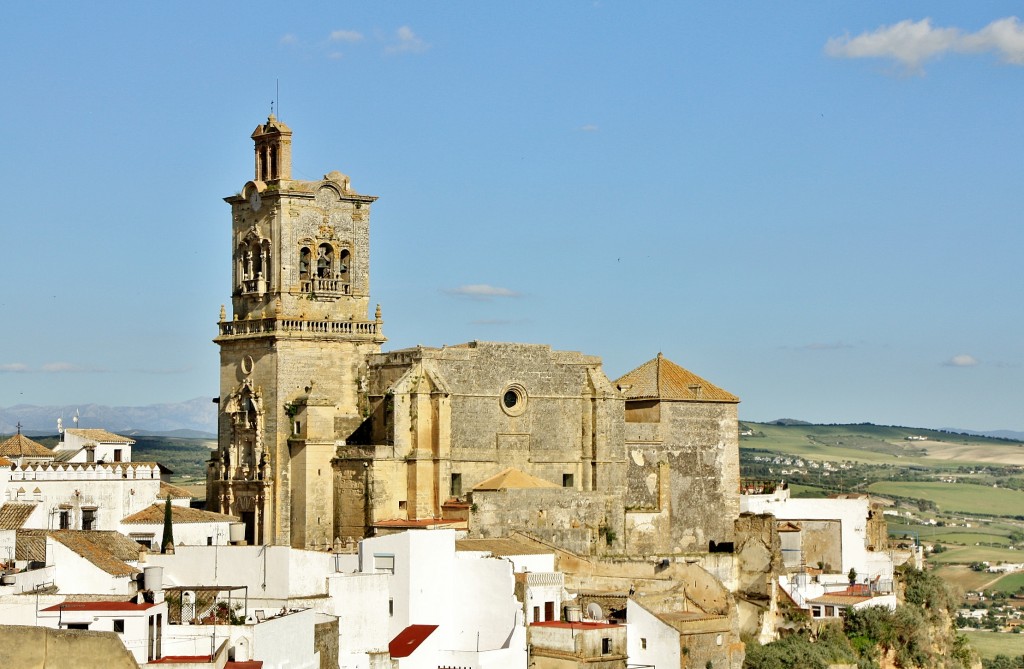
[358,530,527,669]
[50,538,136,595]
[162,610,319,669]
[5,469,160,532]
[324,572,390,669]
[146,545,334,603]
[627,600,680,669]
[741,491,875,577]
[37,602,165,665]
[118,520,233,549]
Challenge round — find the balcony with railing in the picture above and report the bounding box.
[300,277,350,298]
[218,316,383,341]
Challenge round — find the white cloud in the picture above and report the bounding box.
[944,354,979,367]
[801,342,853,351]
[386,26,429,54]
[42,362,104,373]
[960,17,1024,64]
[330,30,364,43]
[826,16,1024,72]
[279,33,298,46]
[444,284,520,300]
[580,124,599,132]
[0,363,29,373]
[825,18,959,71]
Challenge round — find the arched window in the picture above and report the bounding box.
[299,247,311,281]
[317,244,333,278]
[338,249,350,274]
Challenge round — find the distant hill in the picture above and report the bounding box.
[761,419,1022,440]
[0,397,216,436]
[740,420,1024,468]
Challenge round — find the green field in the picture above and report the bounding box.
[963,631,1024,660]
[992,572,1024,593]
[868,481,1024,516]
[925,544,1023,565]
[933,564,997,593]
[741,421,1024,468]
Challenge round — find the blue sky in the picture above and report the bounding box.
[1,3,1022,431]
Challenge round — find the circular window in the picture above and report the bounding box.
[500,384,528,417]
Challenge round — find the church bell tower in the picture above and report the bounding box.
[208,116,385,548]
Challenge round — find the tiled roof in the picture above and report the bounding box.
[0,433,54,458]
[808,594,872,606]
[389,624,438,658]
[0,503,37,530]
[63,429,135,444]
[159,481,194,500]
[16,530,47,562]
[473,467,560,491]
[41,600,157,612]
[49,530,142,577]
[17,530,141,573]
[456,537,554,556]
[615,353,739,403]
[52,448,84,462]
[122,504,238,525]
[373,518,466,530]
[0,456,13,467]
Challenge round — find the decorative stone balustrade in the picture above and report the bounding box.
[218,316,383,340]
[300,278,350,296]
[10,462,162,481]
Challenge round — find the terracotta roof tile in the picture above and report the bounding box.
[389,624,438,658]
[0,433,54,458]
[456,537,554,556]
[122,504,238,525]
[0,456,13,467]
[0,503,37,530]
[49,530,142,577]
[63,429,135,444]
[615,353,738,403]
[159,481,194,500]
[472,468,560,491]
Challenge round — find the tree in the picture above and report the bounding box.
[161,496,174,554]
[848,567,857,585]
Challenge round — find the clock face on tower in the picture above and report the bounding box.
[249,190,262,212]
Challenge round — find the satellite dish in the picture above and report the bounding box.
[587,602,603,620]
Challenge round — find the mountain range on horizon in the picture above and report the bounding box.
[0,397,217,437]
[2,399,1022,442]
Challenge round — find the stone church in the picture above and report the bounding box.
[207,117,741,556]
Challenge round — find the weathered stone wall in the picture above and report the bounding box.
[799,520,842,571]
[0,624,141,669]
[733,513,782,599]
[314,616,340,669]
[470,488,624,557]
[624,400,739,554]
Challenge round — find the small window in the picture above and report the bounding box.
[82,509,96,531]
[207,536,214,546]
[293,420,301,435]
[113,619,125,634]
[374,553,395,574]
[451,473,462,497]
[388,598,394,616]
[66,623,90,630]
[59,510,70,530]
[602,638,612,655]
[533,606,540,623]
[398,500,407,510]
[641,638,647,650]
[562,473,574,488]
[113,449,122,462]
